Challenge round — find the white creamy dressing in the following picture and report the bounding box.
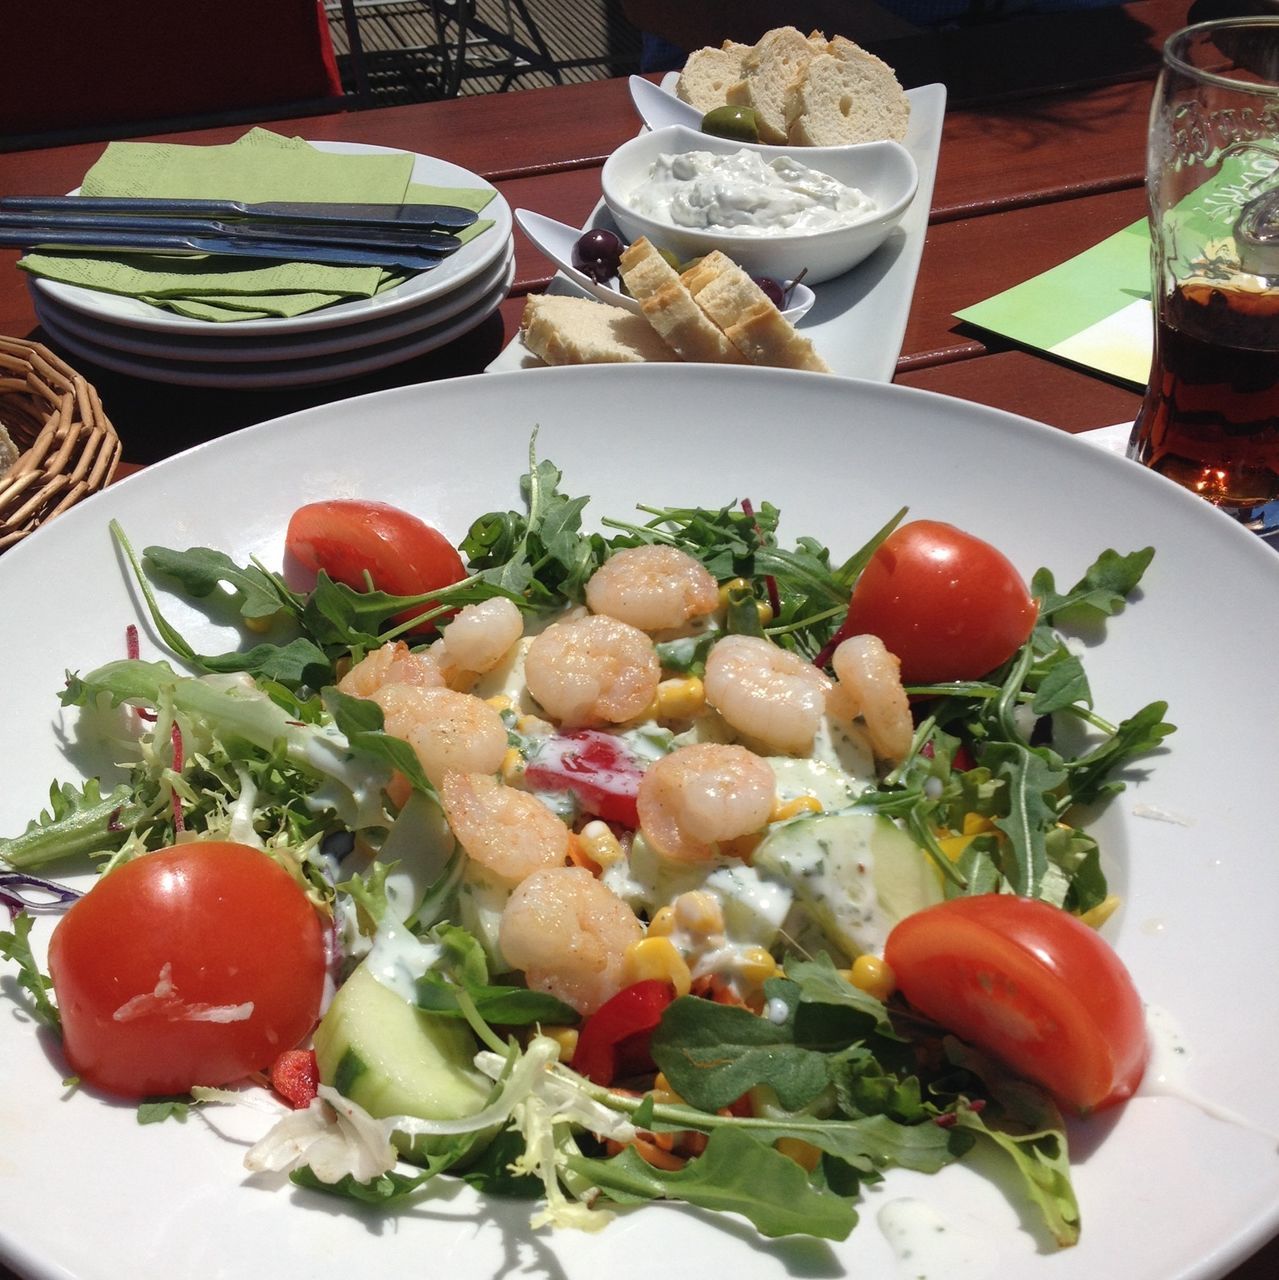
[876,1198,1000,1280]
[1140,1004,1279,1144]
[629,148,878,235]
[365,916,444,1005]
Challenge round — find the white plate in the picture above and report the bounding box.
[2,365,1278,1280]
[513,208,817,321]
[34,255,514,388]
[489,82,945,379]
[27,141,514,337]
[32,243,515,364]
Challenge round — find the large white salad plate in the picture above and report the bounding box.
[2,365,1278,1280]
[489,82,945,378]
[26,142,515,337]
[31,254,514,389]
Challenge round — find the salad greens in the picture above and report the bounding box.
[0,443,1171,1249]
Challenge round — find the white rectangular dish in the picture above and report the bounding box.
[488,81,945,379]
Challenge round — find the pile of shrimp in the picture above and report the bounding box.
[338,542,913,1017]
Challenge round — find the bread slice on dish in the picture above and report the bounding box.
[520,293,678,364]
[725,26,824,145]
[619,238,746,364]
[674,41,751,115]
[681,251,831,373]
[785,39,910,146]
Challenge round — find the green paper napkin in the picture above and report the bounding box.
[19,129,497,321]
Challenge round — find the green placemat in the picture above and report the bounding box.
[19,129,497,321]
[955,219,1153,386]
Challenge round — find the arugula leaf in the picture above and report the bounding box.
[650,995,831,1112]
[569,1127,859,1240]
[0,912,60,1030]
[1033,547,1155,623]
[142,545,299,625]
[415,974,578,1027]
[137,1098,190,1125]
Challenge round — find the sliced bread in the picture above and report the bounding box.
[0,423,17,480]
[674,43,750,114]
[619,238,745,364]
[681,251,831,373]
[785,42,910,146]
[520,294,678,365]
[725,26,822,145]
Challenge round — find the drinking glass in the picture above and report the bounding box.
[1128,18,1279,533]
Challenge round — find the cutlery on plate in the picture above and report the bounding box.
[628,76,705,132]
[0,196,480,232]
[0,226,450,272]
[0,211,461,252]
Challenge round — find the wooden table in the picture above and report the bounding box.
[0,2,1275,1276]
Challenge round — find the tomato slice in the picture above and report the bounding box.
[48,842,327,1099]
[524,730,645,828]
[884,895,1148,1114]
[833,520,1038,684]
[571,979,675,1085]
[285,499,466,633]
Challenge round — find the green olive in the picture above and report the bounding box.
[700,105,760,144]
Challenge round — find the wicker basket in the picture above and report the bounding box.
[0,336,121,552]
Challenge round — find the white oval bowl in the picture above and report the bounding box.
[514,207,816,322]
[601,124,918,286]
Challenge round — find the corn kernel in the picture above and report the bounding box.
[623,937,692,996]
[650,1072,684,1105]
[718,577,751,608]
[654,676,706,720]
[486,694,513,713]
[243,611,279,634]
[543,1025,579,1059]
[500,747,525,785]
[775,1137,822,1172]
[1079,893,1121,930]
[770,794,823,823]
[516,713,554,736]
[737,945,779,984]
[962,812,997,836]
[578,819,625,868]
[936,831,977,862]
[672,890,725,935]
[849,954,896,1002]
[719,832,761,862]
[755,599,774,626]
[647,906,677,937]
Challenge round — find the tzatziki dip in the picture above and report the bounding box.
[628,147,878,235]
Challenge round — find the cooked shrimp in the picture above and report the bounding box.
[441,771,570,885]
[585,545,719,632]
[829,634,914,766]
[523,614,660,728]
[637,743,775,863]
[438,597,525,679]
[369,686,508,786]
[499,866,644,1014]
[703,634,832,756]
[337,641,445,698]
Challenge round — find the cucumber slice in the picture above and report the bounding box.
[313,961,492,1161]
[754,809,942,959]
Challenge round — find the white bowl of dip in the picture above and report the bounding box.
[601,124,918,286]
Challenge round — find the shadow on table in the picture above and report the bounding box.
[26,310,512,468]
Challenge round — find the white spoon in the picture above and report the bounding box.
[514,207,817,322]
[628,75,705,133]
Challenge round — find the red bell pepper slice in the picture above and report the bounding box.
[270,1048,320,1109]
[570,979,675,1086]
[524,730,645,828]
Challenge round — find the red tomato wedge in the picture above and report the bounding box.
[48,842,326,1099]
[285,499,466,633]
[884,895,1148,1114]
[834,521,1038,684]
[524,730,646,828]
[571,979,675,1085]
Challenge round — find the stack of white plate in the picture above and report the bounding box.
[26,143,514,390]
